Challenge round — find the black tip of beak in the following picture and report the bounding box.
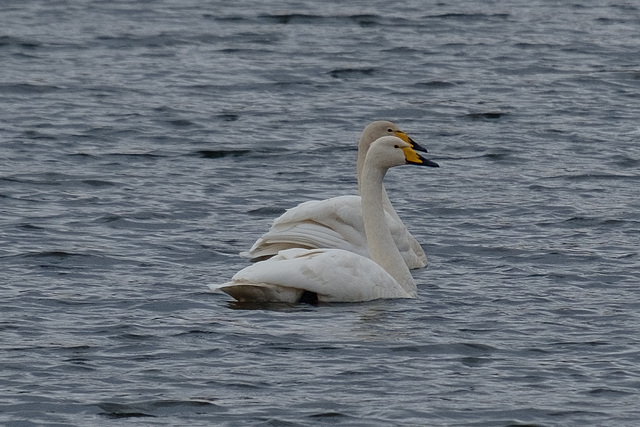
[410,152,439,167]
[409,137,429,153]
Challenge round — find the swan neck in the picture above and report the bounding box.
[356,145,366,193]
[360,162,416,296]
[358,151,402,224]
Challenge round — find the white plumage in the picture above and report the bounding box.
[243,195,426,268]
[241,121,429,269]
[219,248,406,303]
[212,136,439,303]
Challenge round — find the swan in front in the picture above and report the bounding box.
[241,121,430,269]
[211,136,439,303]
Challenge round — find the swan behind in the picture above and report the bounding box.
[240,121,429,269]
[213,136,439,303]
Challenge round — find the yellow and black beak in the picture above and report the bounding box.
[393,131,429,153]
[401,146,439,167]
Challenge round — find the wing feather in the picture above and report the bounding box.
[214,248,411,303]
[241,195,427,269]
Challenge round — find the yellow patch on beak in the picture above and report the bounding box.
[393,130,411,144]
[401,146,423,164]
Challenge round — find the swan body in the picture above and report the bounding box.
[213,136,439,303]
[243,195,426,268]
[240,121,429,269]
[219,248,409,303]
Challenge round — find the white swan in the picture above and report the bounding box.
[241,121,430,269]
[212,136,439,303]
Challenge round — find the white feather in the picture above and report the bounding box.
[211,248,409,303]
[213,136,438,303]
[241,121,428,269]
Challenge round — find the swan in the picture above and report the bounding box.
[241,121,430,269]
[211,136,439,303]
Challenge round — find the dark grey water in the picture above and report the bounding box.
[2,0,640,425]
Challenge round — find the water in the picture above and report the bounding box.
[1,0,639,425]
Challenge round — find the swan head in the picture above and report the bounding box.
[367,136,439,170]
[357,121,430,188]
[360,121,429,154]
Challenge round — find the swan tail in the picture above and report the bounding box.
[214,282,307,303]
[239,241,304,261]
[405,238,428,269]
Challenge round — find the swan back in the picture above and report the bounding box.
[217,248,410,302]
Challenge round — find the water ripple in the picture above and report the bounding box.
[1,0,639,426]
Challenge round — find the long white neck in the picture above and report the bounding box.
[360,159,417,296]
[357,149,403,223]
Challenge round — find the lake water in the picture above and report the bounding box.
[1,0,639,425]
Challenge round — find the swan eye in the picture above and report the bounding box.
[394,144,399,148]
